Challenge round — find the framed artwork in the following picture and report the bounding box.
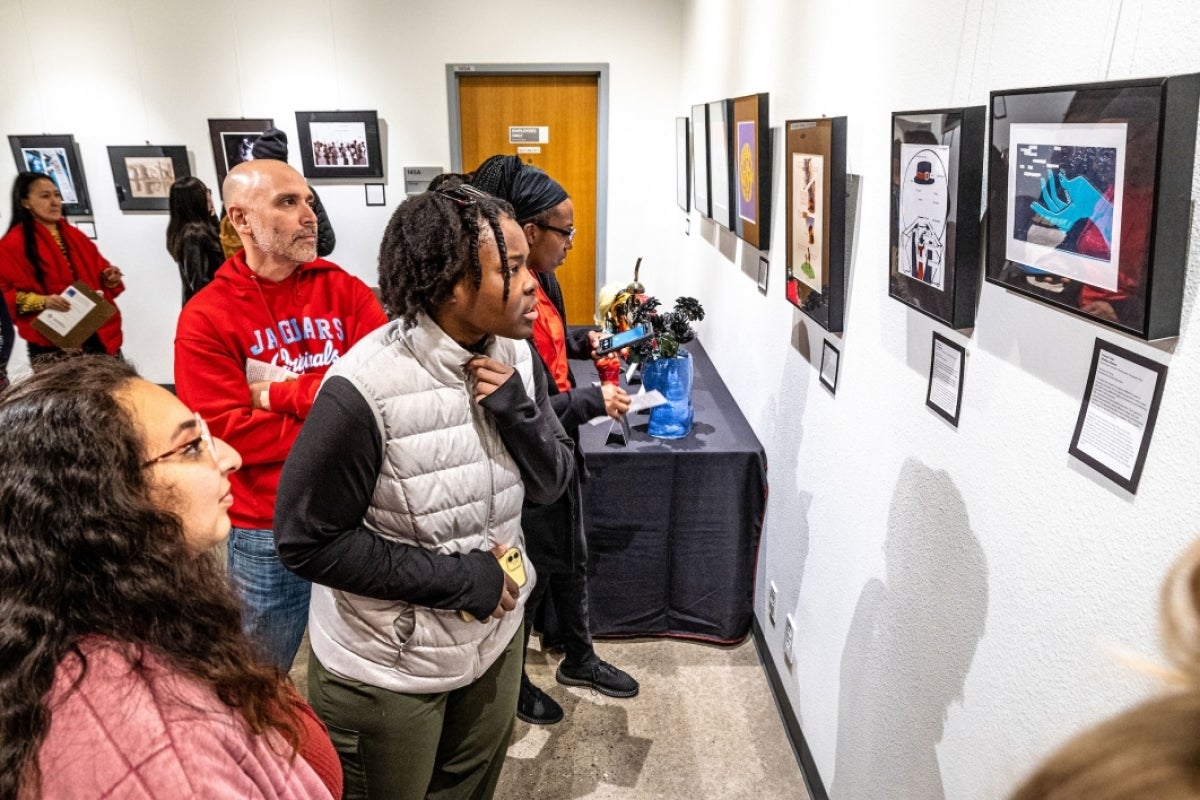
[691,103,710,217]
[295,110,384,179]
[706,99,735,229]
[676,117,690,212]
[733,92,772,249]
[8,134,92,216]
[889,106,986,328]
[986,73,1200,340]
[207,118,273,196]
[784,117,848,332]
[106,145,190,211]
[1068,338,1167,493]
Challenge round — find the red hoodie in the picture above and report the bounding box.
[174,252,387,528]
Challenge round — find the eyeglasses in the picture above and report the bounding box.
[534,222,576,243]
[436,183,490,207]
[142,414,217,468]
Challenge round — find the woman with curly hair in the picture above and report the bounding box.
[275,180,575,799]
[0,357,337,798]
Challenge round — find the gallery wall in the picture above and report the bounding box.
[668,0,1200,797]
[0,0,684,382]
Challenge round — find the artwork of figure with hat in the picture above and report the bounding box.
[898,141,950,290]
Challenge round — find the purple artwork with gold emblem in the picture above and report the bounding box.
[737,120,757,224]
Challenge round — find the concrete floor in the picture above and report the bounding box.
[497,637,809,800]
[293,633,808,799]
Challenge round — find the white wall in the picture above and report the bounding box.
[672,0,1200,797]
[0,0,684,382]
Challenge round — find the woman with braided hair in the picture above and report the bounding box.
[275,180,575,799]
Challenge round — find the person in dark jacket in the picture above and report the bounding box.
[166,176,223,304]
[469,155,638,725]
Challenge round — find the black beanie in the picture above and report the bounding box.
[251,128,289,161]
[470,155,568,222]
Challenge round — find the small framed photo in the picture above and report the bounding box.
[75,220,97,239]
[987,74,1200,339]
[733,92,772,250]
[295,110,384,179]
[757,255,769,294]
[207,118,274,195]
[1068,338,1167,493]
[106,145,190,211]
[926,332,966,427]
[8,134,92,216]
[819,339,840,394]
[707,98,735,229]
[889,106,986,329]
[784,117,848,332]
[364,183,386,206]
[691,103,710,217]
[676,116,691,212]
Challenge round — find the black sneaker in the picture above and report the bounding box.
[517,674,563,725]
[556,658,639,698]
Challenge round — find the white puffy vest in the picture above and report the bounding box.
[307,313,537,693]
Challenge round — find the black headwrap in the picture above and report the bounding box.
[470,155,568,222]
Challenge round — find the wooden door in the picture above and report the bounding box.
[458,74,598,325]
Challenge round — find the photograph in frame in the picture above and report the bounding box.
[207,118,273,197]
[106,145,190,211]
[733,92,772,249]
[676,116,690,212]
[706,99,734,229]
[784,117,848,332]
[986,74,1200,339]
[8,134,92,216]
[888,106,986,328]
[295,110,384,179]
[691,103,710,217]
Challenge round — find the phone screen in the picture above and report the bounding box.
[598,323,650,354]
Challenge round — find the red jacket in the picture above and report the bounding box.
[174,253,387,528]
[0,219,125,352]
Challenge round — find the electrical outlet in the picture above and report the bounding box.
[768,582,778,625]
[783,614,795,666]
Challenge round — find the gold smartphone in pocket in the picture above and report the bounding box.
[459,547,526,622]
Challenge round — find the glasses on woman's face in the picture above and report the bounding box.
[142,414,217,468]
[534,221,576,243]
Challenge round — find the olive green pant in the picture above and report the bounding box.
[308,625,522,800]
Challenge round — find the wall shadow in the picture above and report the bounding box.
[831,457,988,799]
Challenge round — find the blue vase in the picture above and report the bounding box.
[641,350,694,439]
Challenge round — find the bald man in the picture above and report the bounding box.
[174,160,387,670]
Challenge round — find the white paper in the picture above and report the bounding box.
[36,284,97,336]
[898,143,951,291]
[928,339,963,418]
[1075,349,1158,480]
[245,358,297,383]
[587,388,666,426]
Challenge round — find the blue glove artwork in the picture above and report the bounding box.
[1030,170,1113,247]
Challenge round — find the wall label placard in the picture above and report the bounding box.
[509,126,549,144]
[820,340,840,394]
[404,166,443,195]
[926,332,966,427]
[1068,338,1167,493]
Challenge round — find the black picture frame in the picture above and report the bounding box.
[676,116,690,212]
[691,103,710,217]
[889,106,986,329]
[106,145,190,211]
[207,118,273,197]
[1068,338,1167,493]
[757,255,769,294]
[986,73,1200,340]
[364,183,386,206]
[295,110,384,179]
[8,134,92,216]
[784,116,848,332]
[75,220,97,239]
[819,339,840,394]
[733,92,772,250]
[706,99,735,229]
[926,332,966,427]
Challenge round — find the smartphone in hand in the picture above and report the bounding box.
[595,323,652,356]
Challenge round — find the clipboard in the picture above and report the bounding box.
[30,281,116,350]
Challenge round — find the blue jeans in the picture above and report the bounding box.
[227,527,310,671]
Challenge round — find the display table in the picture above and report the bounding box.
[547,339,767,644]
